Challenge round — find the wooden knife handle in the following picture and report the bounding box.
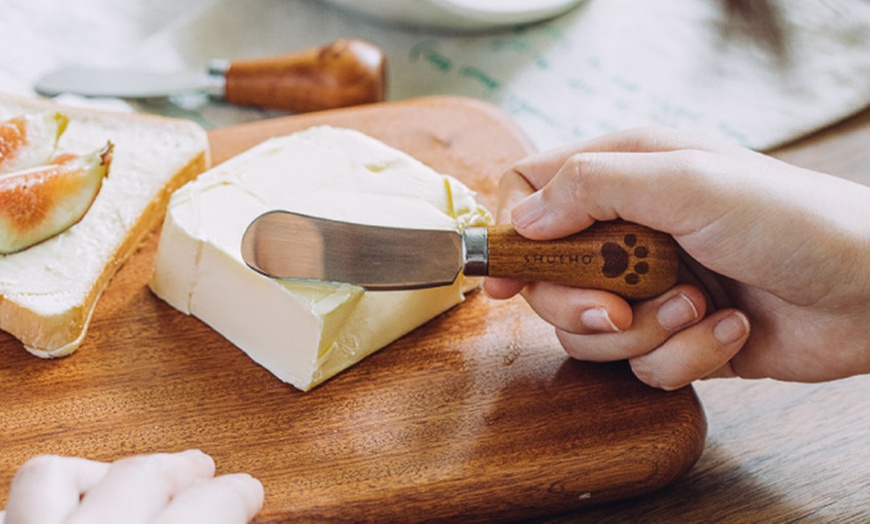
[486,221,679,300]
[222,39,386,113]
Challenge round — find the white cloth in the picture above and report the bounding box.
[2,0,870,151]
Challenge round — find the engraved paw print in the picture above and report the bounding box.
[601,234,650,285]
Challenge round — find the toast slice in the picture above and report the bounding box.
[0,93,209,357]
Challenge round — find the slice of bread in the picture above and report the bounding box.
[0,93,209,357]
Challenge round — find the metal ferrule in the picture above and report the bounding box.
[205,59,230,98]
[462,227,488,277]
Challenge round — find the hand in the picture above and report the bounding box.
[483,127,870,390]
[0,450,263,524]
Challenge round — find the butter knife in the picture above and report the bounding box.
[241,210,679,300]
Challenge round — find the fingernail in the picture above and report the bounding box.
[511,192,546,230]
[714,312,749,345]
[580,307,622,333]
[657,293,699,331]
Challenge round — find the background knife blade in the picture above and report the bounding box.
[35,67,219,99]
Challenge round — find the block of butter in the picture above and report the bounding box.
[149,126,492,391]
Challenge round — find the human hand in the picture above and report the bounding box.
[483,127,870,389]
[0,450,263,524]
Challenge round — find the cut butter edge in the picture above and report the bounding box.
[149,126,493,391]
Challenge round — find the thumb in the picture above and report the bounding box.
[509,150,721,241]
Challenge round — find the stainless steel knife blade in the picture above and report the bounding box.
[241,210,474,291]
[34,66,224,99]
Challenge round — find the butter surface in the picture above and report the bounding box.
[149,126,491,391]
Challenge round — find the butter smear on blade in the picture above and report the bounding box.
[149,126,492,391]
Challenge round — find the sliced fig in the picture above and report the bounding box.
[0,142,112,254]
[0,111,69,173]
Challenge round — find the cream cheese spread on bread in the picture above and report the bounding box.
[0,95,209,356]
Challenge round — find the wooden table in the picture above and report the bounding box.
[543,108,870,522]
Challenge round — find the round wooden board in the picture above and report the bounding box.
[0,96,705,522]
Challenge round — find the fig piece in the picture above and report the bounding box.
[0,142,112,254]
[0,111,69,173]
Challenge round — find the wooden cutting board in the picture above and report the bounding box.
[0,96,705,522]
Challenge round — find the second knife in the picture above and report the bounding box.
[35,39,386,113]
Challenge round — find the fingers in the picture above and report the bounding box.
[496,163,536,224]
[487,141,717,299]
[521,282,750,389]
[511,148,738,241]
[4,455,110,524]
[551,285,706,361]
[482,276,526,300]
[498,126,770,245]
[629,309,749,390]
[4,451,260,524]
[521,282,634,334]
[66,450,215,524]
[555,298,749,390]
[509,125,749,193]
[152,473,264,524]
[488,276,746,390]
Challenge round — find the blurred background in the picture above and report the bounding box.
[4,0,870,151]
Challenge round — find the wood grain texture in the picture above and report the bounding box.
[224,39,386,113]
[486,221,678,300]
[0,97,705,522]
